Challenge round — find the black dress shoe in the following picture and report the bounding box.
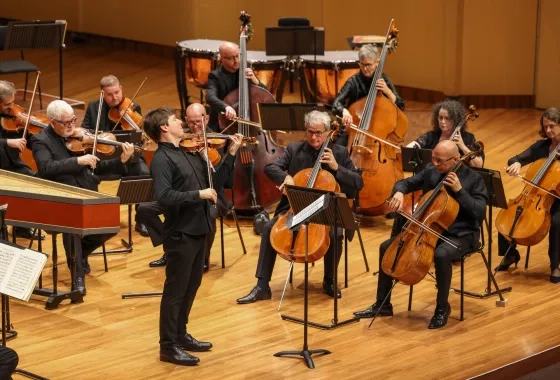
[236,285,272,304]
[160,345,199,366]
[322,281,342,299]
[83,257,91,275]
[354,302,393,318]
[428,303,451,329]
[14,227,45,241]
[135,223,149,237]
[494,250,520,271]
[178,333,213,352]
[149,253,167,267]
[74,277,86,296]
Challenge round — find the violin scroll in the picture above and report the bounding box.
[467,105,479,122]
[239,11,253,41]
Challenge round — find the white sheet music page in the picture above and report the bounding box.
[291,194,326,227]
[0,244,47,301]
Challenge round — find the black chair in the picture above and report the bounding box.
[0,25,43,108]
[219,188,246,268]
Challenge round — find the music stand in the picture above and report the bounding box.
[401,146,432,211]
[91,176,154,255]
[452,167,512,298]
[257,103,326,131]
[4,20,67,99]
[279,185,359,331]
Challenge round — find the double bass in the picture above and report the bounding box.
[346,20,408,216]
[218,11,284,216]
[382,146,484,285]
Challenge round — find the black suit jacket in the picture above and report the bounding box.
[31,125,127,191]
[0,120,33,172]
[265,141,364,217]
[81,99,142,132]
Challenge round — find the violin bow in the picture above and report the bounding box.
[506,169,560,200]
[111,77,147,132]
[21,71,41,138]
[90,90,104,174]
[395,209,459,250]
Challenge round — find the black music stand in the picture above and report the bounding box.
[452,167,512,298]
[401,146,432,212]
[1,206,49,380]
[265,25,325,103]
[257,103,326,131]
[4,20,67,99]
[279,185,359,331]
[91,176,154,255]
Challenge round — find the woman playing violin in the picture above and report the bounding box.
[407,100,483,168]
[354,140,487,329]
[496,108,560,282]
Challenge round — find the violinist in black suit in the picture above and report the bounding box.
[31,100,136,295]
[236,110,364,304]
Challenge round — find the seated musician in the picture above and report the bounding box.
[141,103,235,271]
[406,99,483,169]
[0,80,44,240]
[237,110,364,304]
[143,106,242,366]
[332,44,405,146]
[496,108,560,282]
[82,75,150,236]
[354,140,487,329]
[206,41,267,131]
[31,100,135,295]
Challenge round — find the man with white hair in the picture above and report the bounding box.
[236,110,364,304]
[31,99,135,295]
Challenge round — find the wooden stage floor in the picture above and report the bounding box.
[2,45,559,380]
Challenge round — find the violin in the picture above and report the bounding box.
[0,104,49,136]
[108,97,143,131]
[65,127,143,156]
[381,145,484,286]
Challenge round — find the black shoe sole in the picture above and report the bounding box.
[160,355,199,366]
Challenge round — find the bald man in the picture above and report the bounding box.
[354,140,487,329]
[205,41,267,131]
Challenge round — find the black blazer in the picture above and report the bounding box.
[81,99,141,132]
[0,124,33,171]
[31,125,127,191]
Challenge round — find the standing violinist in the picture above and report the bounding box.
[0,80,44,240]
[236,110,363,304]
[354,140,487,329]
[143,106,242,366]
[206,41,267,131]
[141,103,235,271]
[82,75,151,236]
[495,108,560,283]
[31,100,135,295]
[332,44,405,146]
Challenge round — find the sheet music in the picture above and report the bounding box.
[0,244,47,302]
[291,194,326,227]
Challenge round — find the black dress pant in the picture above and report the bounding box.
[255,213,343,282]
[376,232,478,308]
[498,200,560,269]
[0,346,18,380]
[62,233,116,278]
[159,232,206,348]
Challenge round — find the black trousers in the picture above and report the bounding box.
[376,232,478,308]
[62,233,116,278]
[498,200,560,269]
[159,232,206,348]
[137,202,217,262]
[0,346,18,380]
[255,213,343,282]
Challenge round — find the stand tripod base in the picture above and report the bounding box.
[281,313,359,330]
[273,347,331,369]
[33,287,83,310]
[0,328,17,341]
[14,368,49,380]
[121,291,162,299]
[451,286,512,299]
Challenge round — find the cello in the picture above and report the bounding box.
[382,146,484,285]
[269,128,340,264]
[346,20,408,216]
[495,141,560,247]
[218,11,284,216]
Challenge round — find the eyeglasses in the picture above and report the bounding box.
[431,155,456,165]
[306,130,326,137]
[186,119,206,127]
[359,62,377,69]
[54,116,77,127]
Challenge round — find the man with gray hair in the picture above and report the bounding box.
[31,99,135,295]
[237,110,364,304]
[0,80,45,240]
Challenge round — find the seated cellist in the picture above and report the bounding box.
[236,110,363,304]
[354,140,487,329]
[495,107,560,283]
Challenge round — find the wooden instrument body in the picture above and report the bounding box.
[382,189,459,285]
[495,158,560,246]
[347,93,408,215]
[270,168,340,263]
